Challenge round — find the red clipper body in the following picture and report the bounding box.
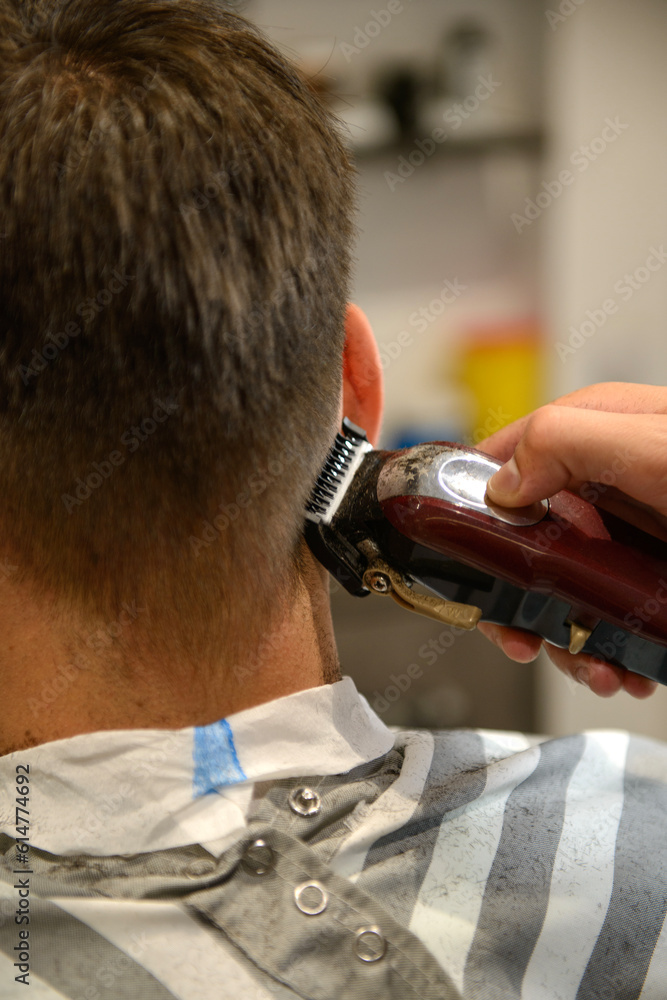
[381,477,667,647]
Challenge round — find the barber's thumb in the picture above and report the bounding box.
[486,456,523,504]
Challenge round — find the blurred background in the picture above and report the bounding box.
[242,0,667,739]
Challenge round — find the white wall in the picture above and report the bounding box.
[542,0,667,395]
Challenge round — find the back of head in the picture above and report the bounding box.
[0,0,355,667]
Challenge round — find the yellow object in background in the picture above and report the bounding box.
[457,321,544,444]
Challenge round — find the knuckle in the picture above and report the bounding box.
[522,405,560,450]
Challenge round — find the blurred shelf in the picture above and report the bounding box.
[332,97,544,158]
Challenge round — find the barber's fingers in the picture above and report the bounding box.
[478,415,531,463]
[477,621,658,699]
[477,622,541,662]
[479,382,667,465]
[486,406,667,514]
[550,381,667,415]
[543,643,659,699]
[477,621,622,690]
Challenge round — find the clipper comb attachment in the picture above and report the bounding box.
[305,418,373,525]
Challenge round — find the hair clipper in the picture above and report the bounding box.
[304,418,667,685]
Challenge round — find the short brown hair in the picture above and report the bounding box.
[0,0,355,665]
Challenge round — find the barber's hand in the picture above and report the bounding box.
[477,382,667,699]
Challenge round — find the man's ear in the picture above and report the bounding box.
[341,303,384,447]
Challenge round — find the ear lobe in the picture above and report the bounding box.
[341,303,384,447]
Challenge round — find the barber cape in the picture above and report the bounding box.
[1,676,667,999]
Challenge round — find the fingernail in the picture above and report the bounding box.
[488,456,521,498]
[575,666,590,687]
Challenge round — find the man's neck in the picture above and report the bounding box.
[0,559,339,755]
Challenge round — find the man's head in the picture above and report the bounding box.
[0,0,357,667]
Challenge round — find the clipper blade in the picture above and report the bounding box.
[305,418,373,525]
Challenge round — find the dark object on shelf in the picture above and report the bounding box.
[379,67,422,140]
